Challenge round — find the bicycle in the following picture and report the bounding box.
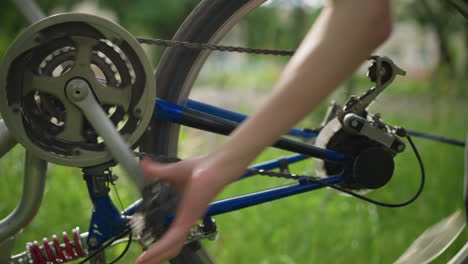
[1,0,467,263]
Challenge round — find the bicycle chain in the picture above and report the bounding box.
[137,37,295,56]
[135,152,324,183]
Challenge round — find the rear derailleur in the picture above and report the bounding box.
[315,56,408,190]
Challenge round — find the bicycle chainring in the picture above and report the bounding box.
[0,13,155,167]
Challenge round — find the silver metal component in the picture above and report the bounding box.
[0,152,47,242]
[66,82,146,190]
[132,212,217,250]
[343,57,406,116]
[361,57,405,107]
[343,113,405,153]
[186,226,218,244]
[0,120,17,159]
[11,0,45,24]
[65,78,90,102]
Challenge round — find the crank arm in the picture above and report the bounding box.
[65,78,147,190]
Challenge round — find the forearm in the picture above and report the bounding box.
[212,0,392,173]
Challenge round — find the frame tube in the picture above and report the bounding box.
[83,175,128,250]
[205,174,344,217]
[186,99,317,140]
[0,120,17,159]
[155,99,352,163]
[240,154,310,180]
[0,151,47,242]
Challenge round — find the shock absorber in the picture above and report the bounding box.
[25,227,87,264]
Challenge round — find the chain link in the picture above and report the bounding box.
[137,37,295,56]
[135,152,321,182]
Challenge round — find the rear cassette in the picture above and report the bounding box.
[0,13,155,167]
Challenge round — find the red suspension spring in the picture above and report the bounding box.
[28,228,85,264]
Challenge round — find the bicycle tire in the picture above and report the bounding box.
[140,0,267,263]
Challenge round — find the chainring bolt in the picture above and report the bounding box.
[134,107,143,118]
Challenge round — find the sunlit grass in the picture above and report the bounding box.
[1,77,467,263]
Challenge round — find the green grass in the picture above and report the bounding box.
[1,76,467,263]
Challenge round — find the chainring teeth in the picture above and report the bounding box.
[0,13,155,167]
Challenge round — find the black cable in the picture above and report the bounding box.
[77,230,131,264]
[307,134,425,207]
[112,183,125,211]
[406,128,465,147]
[109,233,133,264]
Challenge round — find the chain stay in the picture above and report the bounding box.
[136,152,321,182]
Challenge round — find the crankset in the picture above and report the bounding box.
[0,13,155,167]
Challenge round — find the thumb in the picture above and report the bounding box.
[136,226,189,264]
[141,158,186,182]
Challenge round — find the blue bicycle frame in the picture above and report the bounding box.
[85,98,352,250]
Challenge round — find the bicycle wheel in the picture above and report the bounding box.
[140,0,268,263]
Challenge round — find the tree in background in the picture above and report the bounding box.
[396,0,467,96]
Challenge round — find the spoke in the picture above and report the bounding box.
[89,79,132,111]
[22,70,66,99]
[56,104,84,142]
[69,36,99,77]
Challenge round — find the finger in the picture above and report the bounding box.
[136,227,188,264]
[141,158,186,182]
[136,171,223,264]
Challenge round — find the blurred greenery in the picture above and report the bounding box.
[1,0,467,263]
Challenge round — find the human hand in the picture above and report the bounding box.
[136,154,246,264]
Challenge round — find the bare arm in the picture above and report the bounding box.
[137,1,392,263]
[214,0,392,167]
